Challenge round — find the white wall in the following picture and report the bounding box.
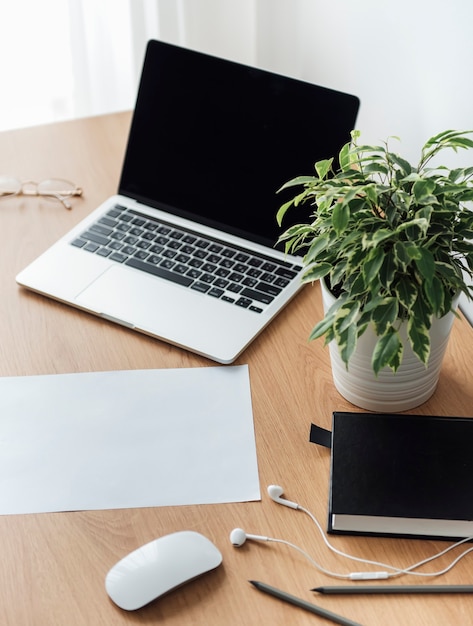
[3,0,472,170]
[292,0,473,165]
[158,0,473,166]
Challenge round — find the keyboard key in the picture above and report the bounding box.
[275,277,290,288]
[155,235,169,245]
[191,282,210,293]
[200,273,215,284]
[221,248,236,258]
[137,240,151,249]
[240,287,274,304]
[215,267,230,278]
[160,259,175,269]
[214,278,229,289]
[82,231,110,246]
[163,249,177,259]
[228,283,243,293]
[143,221,159,232]
[110,231,126,241]
[206,254,221,264]
[248,257,263,267]
[125,257,193,286]
[110,252,128,263]
[84,242,100,252]
[118,212,134,222]
[150,244,164,254]
[187,268,202,279]
[247,268,262,278]
[236,297,252,308]
[91,223,113,236]
[168,240,182,249]
[228,272,244,283]
[107,207,123,218]
[175,253,190,263]
[276,266,299,280]
[99,217,118,227]
[208,244,223,253]
[208,287,224,298]
[116,222,131,232]
[255,282,282,297]
[261,262,277,272]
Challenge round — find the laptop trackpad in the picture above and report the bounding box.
[75,265,252,359]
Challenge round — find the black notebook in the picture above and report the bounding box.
[328,411,473,540]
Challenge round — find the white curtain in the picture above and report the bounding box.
[2,0,472,167]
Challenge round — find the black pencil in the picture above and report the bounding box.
[313,584,473,595]
[250,581,363,626]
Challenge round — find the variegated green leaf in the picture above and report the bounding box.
[372,328,403,374]
[315,158,334,180]
[362,247,384,284]
[309,315,335,341]
[394,279,417,310]
[301,263,332,283]
[332,201,350,235]
[336,302,361,333]
[372,298,399,335]
[415,248,436,282]
[423,274,445,315]
[407,317,430,365]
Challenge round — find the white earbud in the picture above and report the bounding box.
[229,528,271,547]
[267,484,300,510]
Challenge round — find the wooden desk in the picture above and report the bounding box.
[1,112,473,625]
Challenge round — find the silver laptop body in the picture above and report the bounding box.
[16,40,359,363]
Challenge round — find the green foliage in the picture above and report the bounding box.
[277,129,473,374]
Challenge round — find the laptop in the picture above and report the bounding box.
[16,40,359,363]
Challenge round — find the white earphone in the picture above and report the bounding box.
[266,484,300,509]
[230,485,473,580]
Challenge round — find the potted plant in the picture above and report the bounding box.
[277,129,473,411]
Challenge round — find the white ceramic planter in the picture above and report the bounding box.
[321,280,458,412]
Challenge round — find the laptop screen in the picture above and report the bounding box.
[119,40,360,249]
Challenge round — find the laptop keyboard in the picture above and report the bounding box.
[70,204,302,313]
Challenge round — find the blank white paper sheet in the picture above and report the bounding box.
[0,365,260,515]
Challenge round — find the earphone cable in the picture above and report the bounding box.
[299,503,473,578]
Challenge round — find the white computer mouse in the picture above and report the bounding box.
[105,530,223,611]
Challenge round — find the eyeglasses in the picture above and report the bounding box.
[0,176,83,210]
